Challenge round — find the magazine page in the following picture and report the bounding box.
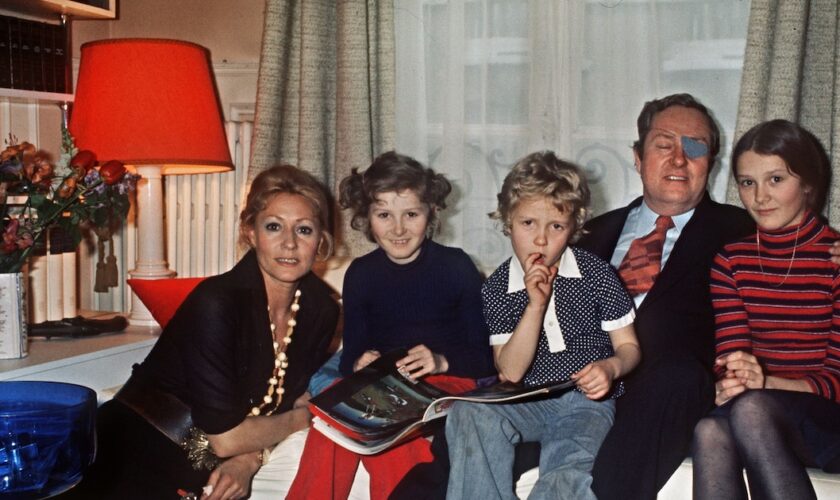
[310,349,578,452]
[309,349,452,440]
[312,416,430,455]
[420,379,577,421]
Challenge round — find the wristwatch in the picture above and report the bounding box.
[260,447,272,467]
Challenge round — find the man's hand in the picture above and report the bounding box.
[396,344,449,380]
[201,452,260,500]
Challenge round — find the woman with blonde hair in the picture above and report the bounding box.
[69,165,339,500]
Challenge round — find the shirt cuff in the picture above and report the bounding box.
[601,310,635,332]
[489,333,513,345]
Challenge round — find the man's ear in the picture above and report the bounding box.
[633,149,642,173]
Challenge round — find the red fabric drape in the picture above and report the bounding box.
[288,375,476,500]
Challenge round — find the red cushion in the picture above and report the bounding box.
[127,277,206,328]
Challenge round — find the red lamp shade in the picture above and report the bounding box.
[69,39,233,327]
[69,39,233,174]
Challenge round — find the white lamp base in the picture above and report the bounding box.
[128,165,175,328]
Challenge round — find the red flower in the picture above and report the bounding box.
[99,160,126,185]
[1,219,18,253]
[1,219,29,254]
[30,153,54,187]
[70,150,96,173]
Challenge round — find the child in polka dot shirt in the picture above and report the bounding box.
[445,151,641,499]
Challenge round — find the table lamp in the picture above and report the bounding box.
[69,39,233,326]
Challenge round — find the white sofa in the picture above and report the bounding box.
[249,430,840,500]
[250,258,839,499]
[516,459,840,499]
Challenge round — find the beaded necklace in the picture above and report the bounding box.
[250,288,302,416]
[184,288,303,471]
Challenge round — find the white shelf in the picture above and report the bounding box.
[0,1,105,101]
[0,0,115,22]
[0,324,158,403]
[0,87,73,103]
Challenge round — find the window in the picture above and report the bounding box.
[396,0,750,271]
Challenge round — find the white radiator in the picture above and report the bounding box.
[78,118,254,313]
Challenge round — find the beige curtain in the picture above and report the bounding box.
[250,0,395,256]
[729,0,840,226]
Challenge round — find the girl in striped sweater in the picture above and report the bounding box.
[692,119,840,500]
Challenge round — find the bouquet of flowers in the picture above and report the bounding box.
[0,129,138,283]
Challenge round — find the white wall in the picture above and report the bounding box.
[72,0,264,64]
[72,0,263,118]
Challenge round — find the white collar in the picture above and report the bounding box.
[507,246,581,294]
[637,201,694,235]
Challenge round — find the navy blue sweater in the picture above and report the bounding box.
[338,239,496,378]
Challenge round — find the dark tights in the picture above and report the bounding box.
[692,390,816,500]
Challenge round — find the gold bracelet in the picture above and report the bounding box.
[260,447,271,467]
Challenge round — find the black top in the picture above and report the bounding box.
[133,250,340,434]
[338,239,495,378]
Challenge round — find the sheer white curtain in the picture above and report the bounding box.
[395,0,750,272]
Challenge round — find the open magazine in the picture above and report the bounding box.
[309,349,576,455]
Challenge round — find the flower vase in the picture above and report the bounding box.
[0,272,27,359]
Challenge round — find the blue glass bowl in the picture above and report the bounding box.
[0,381,96,499]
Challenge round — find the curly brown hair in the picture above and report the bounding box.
[339,151,452,242]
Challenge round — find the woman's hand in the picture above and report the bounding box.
[523,253,557,309]
[293,391,311,409]
[572,360,614,400]
[717,351,765,389]
[396,344,449,380]
[713,351,764,405]
[353,350,381,372]
[201,452,261,500]
[830,241,840,265]
[714,375,747,406]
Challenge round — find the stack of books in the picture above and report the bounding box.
[0,15,68,93]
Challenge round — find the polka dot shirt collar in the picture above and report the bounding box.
[506,247,582,294]
[507,246,581,353]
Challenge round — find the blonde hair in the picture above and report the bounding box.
[490,151,590,243]
[239,165,334,259]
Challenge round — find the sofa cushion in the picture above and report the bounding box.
[127,277,206,328]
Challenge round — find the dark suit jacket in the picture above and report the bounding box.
[577,193,754,376]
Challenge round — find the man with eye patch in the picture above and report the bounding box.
[574,93,840,499]
[571,93,756,500]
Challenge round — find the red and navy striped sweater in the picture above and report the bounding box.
[710,212,840,402]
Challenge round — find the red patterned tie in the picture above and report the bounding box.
[618,215,674,296]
